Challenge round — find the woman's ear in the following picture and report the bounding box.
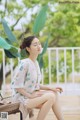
[26,47,30,53]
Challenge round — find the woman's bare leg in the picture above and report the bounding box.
[52,93,64,120]
[37,90,64,120]
[37,96,54,120]
[26,93,56,120]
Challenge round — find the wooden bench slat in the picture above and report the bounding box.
[0,102,22,120]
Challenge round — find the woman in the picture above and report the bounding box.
[12,36,64,120]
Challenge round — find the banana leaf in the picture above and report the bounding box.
[20,49,27,59]
[0,36,20,58]
[38,36,49,61]
[9,46,20,57]
[5,38,13,44]
[4,46,20,58]
[39,57,44,70]
[33,5,48,34]
[1,19,17,44]
[41,38,49,55]
[0,37,11,50]
[37,35,50,69]
[4,50,16,58]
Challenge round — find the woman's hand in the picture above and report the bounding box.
[50,87,63,93]
[56,87,63,93]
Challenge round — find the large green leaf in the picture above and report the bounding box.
[37,35,50,69]
[20,49,27,59]
[33,5,48,34]
[5,38,13,44]
[0,37,20,58]
[4,46,20,58]
[39,57,44,70]
[38,35,49,59]
[4,50,16,58]
[1,19,17,44]
[9,46,20,57]
[41,38,49,55]
[0,37,11,49]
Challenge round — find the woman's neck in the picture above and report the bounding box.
[29,55,38,62]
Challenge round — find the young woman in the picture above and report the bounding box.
[12,36,64,120]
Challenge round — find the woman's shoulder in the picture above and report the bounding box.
[20,58,29,62]
[19,58,30,66]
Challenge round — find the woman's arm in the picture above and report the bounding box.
[40,84,63,93]
[16,88,42,99]
[16,88,32,98]
[40,84,52,90]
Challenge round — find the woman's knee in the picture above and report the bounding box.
[44,93,56,103]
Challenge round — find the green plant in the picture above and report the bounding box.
[0,4,49,69]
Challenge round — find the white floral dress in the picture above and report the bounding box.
[11,58,42,103]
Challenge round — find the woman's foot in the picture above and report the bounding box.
[29,109,35,120]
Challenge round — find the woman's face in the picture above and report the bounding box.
[27,38,42,55]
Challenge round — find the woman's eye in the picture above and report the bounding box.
[32,43,41,46]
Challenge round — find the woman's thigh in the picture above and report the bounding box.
[26,91,56,109]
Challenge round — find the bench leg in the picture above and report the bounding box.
[20,111,23,120]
